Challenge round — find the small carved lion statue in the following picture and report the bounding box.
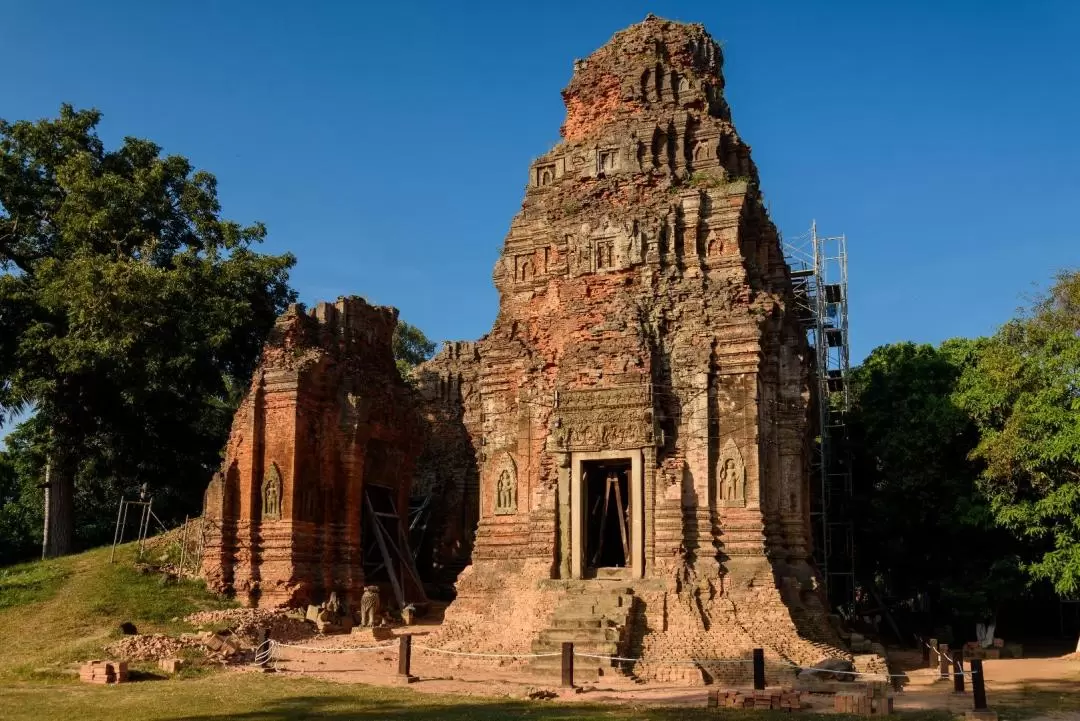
[359,585,381,627]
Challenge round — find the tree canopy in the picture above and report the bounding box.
[954,270,1080,598]
[849,340,1025,630]
[394,320,436,377]
[0,105,296,555]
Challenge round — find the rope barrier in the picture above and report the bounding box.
[412,644,560,659]
[261,636,980,681]
[271,639,398,653]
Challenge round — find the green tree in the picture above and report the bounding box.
[0,105,296,557]
[393,320,435,378]
[954,270,1080,641]
[0,417,48,565]
[849,340,1024,636]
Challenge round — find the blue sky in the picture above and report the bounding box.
[2,0,1077,364]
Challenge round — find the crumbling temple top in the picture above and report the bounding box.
[560,16,732,142]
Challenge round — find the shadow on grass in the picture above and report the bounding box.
[169,694,955,721]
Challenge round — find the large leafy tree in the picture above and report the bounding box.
[955,270,1080,628]
[849,340,1024,638]
[0,105,295,557]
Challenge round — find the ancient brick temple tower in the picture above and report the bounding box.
[418,16,850,682]
[202,298,421,608]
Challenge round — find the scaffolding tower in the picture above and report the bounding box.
[784,221,855,611]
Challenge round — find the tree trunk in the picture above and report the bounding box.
[42,456,75,557]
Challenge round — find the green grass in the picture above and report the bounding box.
[0,673,957,721]
[0,558,70,609]
[996,682,1080,720]
[0,543,234,682]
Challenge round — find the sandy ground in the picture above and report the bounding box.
[261,628,1080,714]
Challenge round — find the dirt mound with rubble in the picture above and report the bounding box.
[105,634,194,661]
[184,608,313,643]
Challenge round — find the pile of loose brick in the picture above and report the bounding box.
[834,690,894,716]
[962,637,1021,660]
[79,660,128,685]
[708,689,803,711]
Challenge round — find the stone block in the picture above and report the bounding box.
[158,658,184,674]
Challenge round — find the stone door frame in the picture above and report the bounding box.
[569,449,644,579]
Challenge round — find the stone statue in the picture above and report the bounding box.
[722,459,739,501]
[495,468,516,514]
[262,463,282,519]
[718,439,746,506]
[359,585,381,627]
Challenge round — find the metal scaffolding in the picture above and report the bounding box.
[784,221,854,610]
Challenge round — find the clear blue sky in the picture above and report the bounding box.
[2,0,1078,363]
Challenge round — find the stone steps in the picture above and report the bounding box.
[536,626,621,645]
[551,616,615,629]
[528,582,637,682]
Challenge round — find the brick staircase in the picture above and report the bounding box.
[529,579,637,682]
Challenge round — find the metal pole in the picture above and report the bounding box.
[119,500,130,550]
[110,498,126,563]
[753,648,766,690]
[137,502,150,557]
[179,516,190,574]
[561,642,574,688]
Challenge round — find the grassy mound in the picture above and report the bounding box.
[0,543,233,682]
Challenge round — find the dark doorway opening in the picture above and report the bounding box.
[583,459,631,570]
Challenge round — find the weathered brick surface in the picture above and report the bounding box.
[202,297,420,608]
[420,16,853,678]
[411,342,483,581]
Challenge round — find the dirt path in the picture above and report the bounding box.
[266,633,1080,714]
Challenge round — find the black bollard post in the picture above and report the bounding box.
[398,634,413,680]
[927,638,938,669]
[561,642,574,688]
[938,643,951,681]
[920,636,930,667]
[753,648,766,691]
[953,649,965,693]
[970,658,988,710]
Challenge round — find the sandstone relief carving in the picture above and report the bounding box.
[262,462,283,519]
[718,439,746,507]
[493,455,518,515]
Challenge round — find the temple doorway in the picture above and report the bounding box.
[582,459,631,571]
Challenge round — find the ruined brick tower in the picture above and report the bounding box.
[203,298,421,608]
[420,16,850,682]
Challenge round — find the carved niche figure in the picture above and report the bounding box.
[717,439,746,507]
[551,417,568,449]
[359,585,381,627]
[262,462,283,519]
[495,468,517,515]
